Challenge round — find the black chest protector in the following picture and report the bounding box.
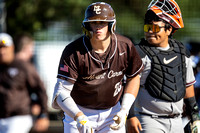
[137,39,187,102]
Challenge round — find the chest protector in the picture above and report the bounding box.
[137,39,187,102]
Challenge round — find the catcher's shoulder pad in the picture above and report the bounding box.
[135,39,147,58]
[171,39,191,58]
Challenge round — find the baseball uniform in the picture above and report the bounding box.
[54,33,143,132]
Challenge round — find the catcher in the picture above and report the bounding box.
[126,0,200,133]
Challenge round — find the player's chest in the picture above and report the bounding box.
[77,55,126,82]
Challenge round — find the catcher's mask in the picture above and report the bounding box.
[82,2,116,38]
[147,0,184,29]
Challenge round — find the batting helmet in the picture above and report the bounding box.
[147,0,184,29]
[82,2,116,37]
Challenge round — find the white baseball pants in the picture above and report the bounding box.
[63,102,126,133]
[0,115,33,133]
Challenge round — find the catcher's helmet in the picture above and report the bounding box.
[82,2,116,37]
[147,0,184,29]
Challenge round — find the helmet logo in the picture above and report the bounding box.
[94,6,101,14]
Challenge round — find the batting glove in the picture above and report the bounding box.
[191,120,200,133]
[110,109,127,130]
[76,115,93,133]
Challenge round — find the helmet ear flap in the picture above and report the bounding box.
[82,23,92,38]
[108,21,116,33]
[108,22,113,32]
[82,22,91,31]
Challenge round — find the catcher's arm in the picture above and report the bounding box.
[184,85,200,133]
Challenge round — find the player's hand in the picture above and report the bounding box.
[76,115,93,133]
[191,120,200,133]
[110,109,127,130]
[33,117,49,132]
[126,117,142,133]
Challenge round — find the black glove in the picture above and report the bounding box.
[184,97,200,133]
[184,97,200,122]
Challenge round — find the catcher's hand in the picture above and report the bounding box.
[191,120,200,133]
[110,109,127,130]
[76,115,93,133]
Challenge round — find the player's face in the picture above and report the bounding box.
[144,21,172,47]
[0,45,15,64]
[89,21,109,41]
[21,42,34,62]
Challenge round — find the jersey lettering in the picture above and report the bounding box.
[108,70,123,79]
[82,72,106,80]
[82,70,123,80]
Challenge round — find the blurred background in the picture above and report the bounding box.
[1,0,200,132]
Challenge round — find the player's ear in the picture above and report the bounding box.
[167,26,173,36]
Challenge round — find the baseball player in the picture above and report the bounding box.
[14,33,35,63]
[51,2,143,133]
[0,33,48,133]
[126,0,200,133]
[14,33,50,132]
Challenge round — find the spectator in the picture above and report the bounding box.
[0,33,49,133]
[14,33,35,63]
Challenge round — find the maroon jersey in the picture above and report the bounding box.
[57,34,143,109]
[0,59,48,118]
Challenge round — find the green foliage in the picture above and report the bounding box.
[6,0,200,43]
